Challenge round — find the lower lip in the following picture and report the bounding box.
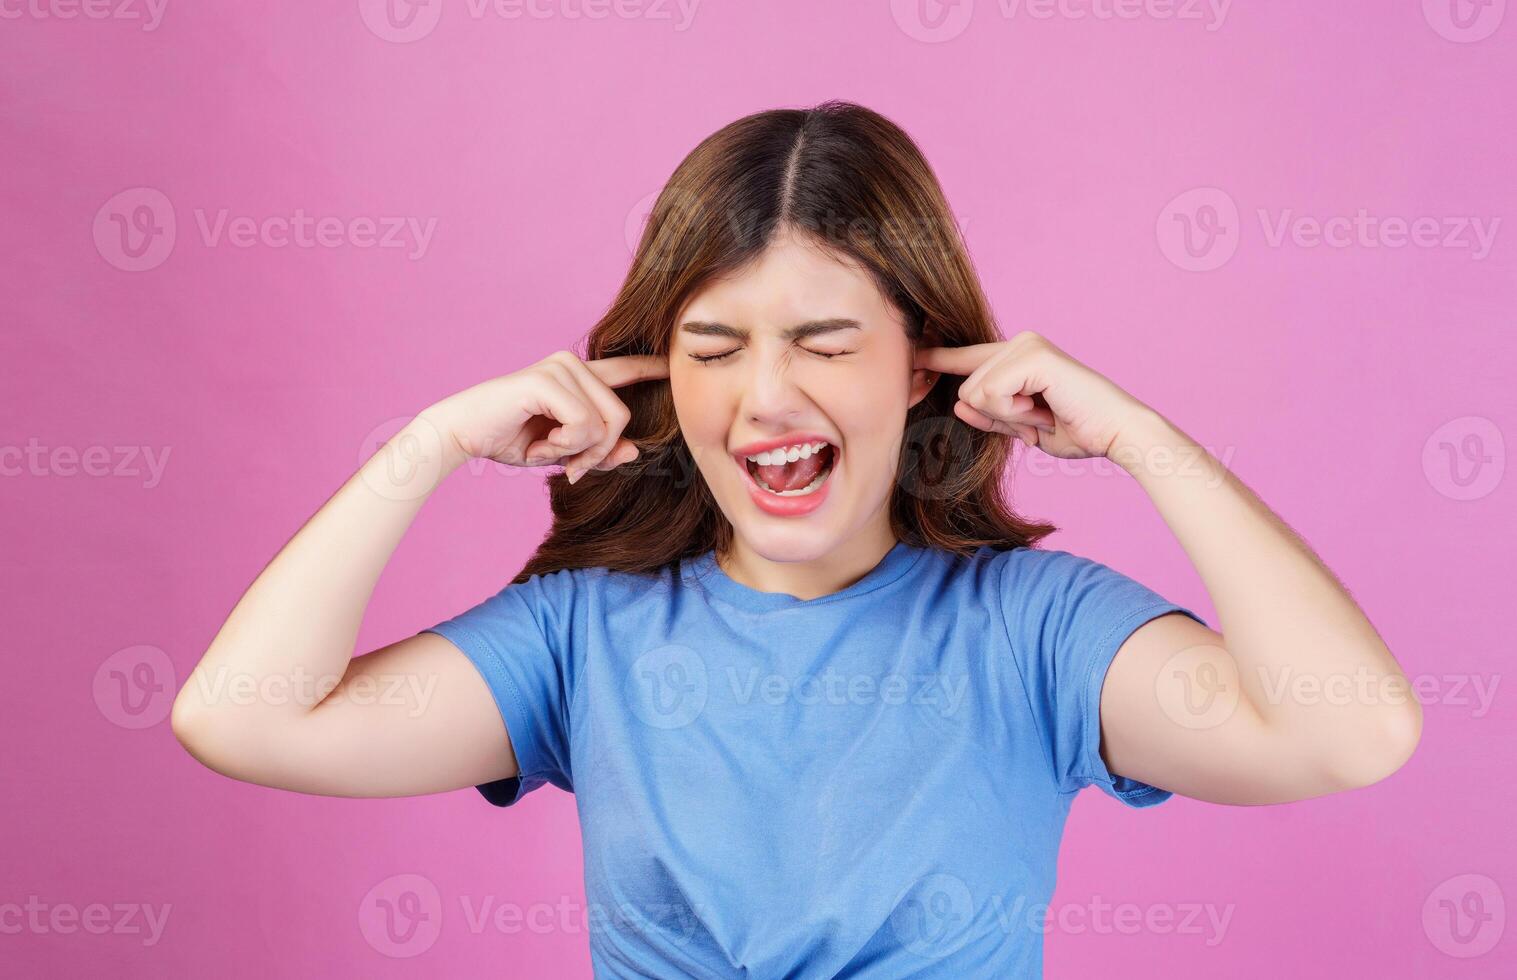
[735,451,835,517]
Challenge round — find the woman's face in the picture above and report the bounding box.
[669,227,937,564]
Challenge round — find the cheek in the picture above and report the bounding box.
[816,361,911,443]
[670,369,731,444]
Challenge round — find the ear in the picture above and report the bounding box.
[908,319,943,410]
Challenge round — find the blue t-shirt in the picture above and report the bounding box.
[424,541,1207,978]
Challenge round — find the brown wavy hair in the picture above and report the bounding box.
[514,100,1055,583]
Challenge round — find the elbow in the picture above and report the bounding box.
[170,677,238,774]
[170,684,213,762]
[1326,697,1423,791]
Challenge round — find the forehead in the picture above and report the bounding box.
[677,231,898,334]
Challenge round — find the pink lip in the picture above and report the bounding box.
[730,433,837,518]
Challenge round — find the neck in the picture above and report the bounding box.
[717,516,898,601]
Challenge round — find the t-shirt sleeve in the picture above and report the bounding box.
[420,568,580,807]
[998,547,1210,808]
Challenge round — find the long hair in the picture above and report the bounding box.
[513,100,1055,583]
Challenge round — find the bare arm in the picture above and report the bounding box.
[170,413,522,796]
[1098,411,1421,805]
[918,331,1421,806]
[171,351,666,797]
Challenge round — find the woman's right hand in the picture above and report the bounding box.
[425,350,669,483]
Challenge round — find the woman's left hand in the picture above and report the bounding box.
[914,331,1158,461]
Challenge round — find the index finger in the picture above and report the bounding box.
[913,343,1000,376]
[585,354,670,388]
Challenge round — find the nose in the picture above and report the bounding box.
[736,343,809,427]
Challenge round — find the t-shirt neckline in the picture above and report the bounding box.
[681,540,926,612]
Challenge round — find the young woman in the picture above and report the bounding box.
[172,101,1421,978]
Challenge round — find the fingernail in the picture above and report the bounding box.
[565,465,582,484]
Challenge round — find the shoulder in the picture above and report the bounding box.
[939,543,1098,584]
[982,544,1128,585]
[954,544,1153,616]
[901,544,1092,607]
[507,559,683,610]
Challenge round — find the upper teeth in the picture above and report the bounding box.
[746,441,829,466]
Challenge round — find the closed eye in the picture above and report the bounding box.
[687,348,852,364]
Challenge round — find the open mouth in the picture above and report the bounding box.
[742,440,837,497]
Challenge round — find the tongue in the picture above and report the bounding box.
[755,451,825,492]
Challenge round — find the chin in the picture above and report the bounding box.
[728,522,842,564]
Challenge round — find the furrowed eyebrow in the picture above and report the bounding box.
[679,318,862,342]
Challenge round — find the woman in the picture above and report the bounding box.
[172,101,1421,977]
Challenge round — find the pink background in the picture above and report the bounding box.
[3,2,1513,976]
